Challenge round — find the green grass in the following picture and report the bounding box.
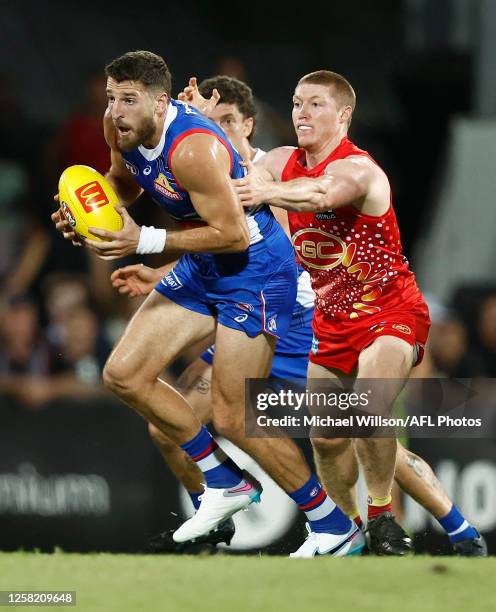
[0,553,493,612]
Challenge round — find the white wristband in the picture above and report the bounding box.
[136,226,167,254]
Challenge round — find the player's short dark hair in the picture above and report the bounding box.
[298,70,356,125]
[199,75,257,141]
[105,51,172,96]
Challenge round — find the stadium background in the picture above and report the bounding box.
[0,0,495,555]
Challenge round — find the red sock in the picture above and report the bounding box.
[367,494,392,521]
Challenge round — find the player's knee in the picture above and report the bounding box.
[360,337,412,374]
[312,437,351,457]
[103,356,142,399]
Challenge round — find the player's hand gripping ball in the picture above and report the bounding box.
[58,165,123,240]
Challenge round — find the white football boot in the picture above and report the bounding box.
[290,522,365,558]
[173,472,262,543]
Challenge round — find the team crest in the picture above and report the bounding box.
[154,173,182,201]
[267,316,278,333]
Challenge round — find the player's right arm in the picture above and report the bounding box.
[163,133,250,253]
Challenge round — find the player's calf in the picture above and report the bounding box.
[311,437,360,518]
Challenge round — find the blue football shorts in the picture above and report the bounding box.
[154,228,297,340]
[201,305,314,378]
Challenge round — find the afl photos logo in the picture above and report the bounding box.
[292,228,347,270]
[75,181,109,213]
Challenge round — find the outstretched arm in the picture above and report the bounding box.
[235,156,378,213]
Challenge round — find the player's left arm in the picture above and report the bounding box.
[236,156,381,213]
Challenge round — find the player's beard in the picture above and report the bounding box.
[118,116,156,152]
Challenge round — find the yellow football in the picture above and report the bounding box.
[58,165,123,240]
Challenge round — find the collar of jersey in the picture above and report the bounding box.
[138,102,178,161]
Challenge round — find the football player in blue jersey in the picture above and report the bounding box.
[52,51,365,556]
[111,74,486,557]
[112,75,314,552]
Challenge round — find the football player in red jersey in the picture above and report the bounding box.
[233,70,480,555]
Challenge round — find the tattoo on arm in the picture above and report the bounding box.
[192,376,210,395]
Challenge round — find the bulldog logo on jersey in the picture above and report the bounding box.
[154,173,182,201]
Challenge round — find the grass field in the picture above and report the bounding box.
[0,552,493,612]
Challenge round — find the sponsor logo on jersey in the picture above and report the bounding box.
[315,211,336,220]
[75,181,109,213]
[143,165,152,176]
[154,173,182,201]
[292,228,347,270]
[236,302,254,312]
[393,323,412,335]
[124,161,139,176]
[61,201,76,227]
[234,314,249,323]
[311,335,319,354]
[161,271,183,291]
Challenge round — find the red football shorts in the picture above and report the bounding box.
[309,301,431,374]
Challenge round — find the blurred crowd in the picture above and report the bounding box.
[1,60,495,411]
